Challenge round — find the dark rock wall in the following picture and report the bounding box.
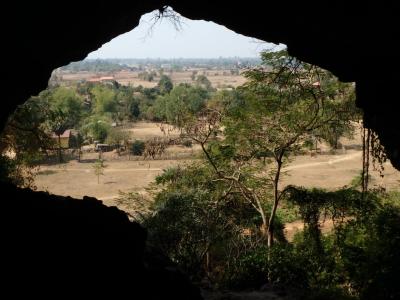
[0,184,202,299]
[0,1,398,297]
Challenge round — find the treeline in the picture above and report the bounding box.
[60,59,128,72]
[59,57,262,73]
[0,72,215,186]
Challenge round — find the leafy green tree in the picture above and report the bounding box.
[47,109,69,163]
[82,116,111,143]
[44,87,83,162]
[127,98,141,120]
[49,87,83,128]
[227,50,358,247]
[181,50,358,248]
[157,75,173,94]
[196,74,213,91]
[154,84,209,127]
[144,164,261,281]
[91,85,117,117]
[1,95,53,161]
[1,87,83,178]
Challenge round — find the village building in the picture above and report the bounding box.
[51,129,80,149]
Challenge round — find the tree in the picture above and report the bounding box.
[157,75,173,94]
[181,50,357,249]
[82,116,111,143]
[105,128,130,154]
[69,131,84,162]
[46,87,83,162]
[91,85,117,117]
[154,84,209,127]
[92,159,106,184]
[49,87,83,128]
[196,74,213,91]
[138,71,156,82]
[47,109,69,163]
[227,50,358,247]
[127,98,141,120]
[144,164,260,281]
[1,95,53,162]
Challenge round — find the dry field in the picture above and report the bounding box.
[34,122,400,215]
[59,69,247,89]
[122,121,181,140]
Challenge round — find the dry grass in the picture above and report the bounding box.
[123,121,181,140]
[59,69,247,89]
[34,122,400,214]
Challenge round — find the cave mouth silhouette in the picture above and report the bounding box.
[0,2,398,299]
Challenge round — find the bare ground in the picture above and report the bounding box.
[34,149,399,207]
[59,69,247,89]
[34,122,400,224]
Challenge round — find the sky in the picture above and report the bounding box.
[87,9,284,59]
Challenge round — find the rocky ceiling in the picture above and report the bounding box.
[0,1,398,297]
[2,1,399,169]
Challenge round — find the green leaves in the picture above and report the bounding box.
[91,85,118,115]
[157,74,173,94]
[154,84,209,127]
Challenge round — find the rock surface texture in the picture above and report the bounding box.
[0,1,398,298]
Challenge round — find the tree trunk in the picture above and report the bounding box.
[57,134,62,163]
[267,199,278,248]
[259,206,268,240]
[267,155,283,248]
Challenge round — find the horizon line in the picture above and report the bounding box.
[84,56,261,60]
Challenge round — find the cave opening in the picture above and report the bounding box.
[1,4,399,300]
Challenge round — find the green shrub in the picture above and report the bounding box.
[223,245,269,289]
[182,139,193,148]
[130,140,145,156]
[337,205,400,300]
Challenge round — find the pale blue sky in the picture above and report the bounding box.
[87,10,284,59]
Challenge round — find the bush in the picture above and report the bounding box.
[223,245,269,289]
[144,190,221,280]
[143,167,400,299]
[0,154,38,188]
[181,139,192,148]
[130,140,145,156]
[337,204,400,300]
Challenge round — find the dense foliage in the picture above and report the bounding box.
[143,165,400,299]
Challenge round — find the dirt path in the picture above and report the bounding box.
[40,168,163,172]
[284,151,361,171]
[35,148,399,203]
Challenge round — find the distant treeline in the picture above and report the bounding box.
[60,57,262,72]
[60,60,128,72]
